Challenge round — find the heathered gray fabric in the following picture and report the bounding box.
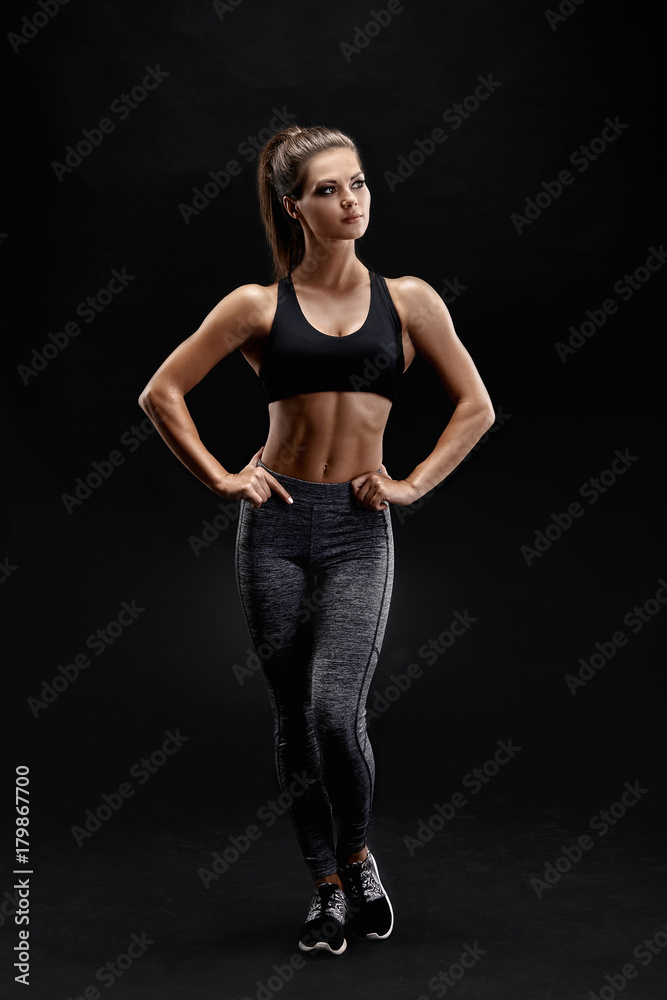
[234,457,394,879]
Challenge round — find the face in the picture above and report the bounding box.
[284,147,370,241]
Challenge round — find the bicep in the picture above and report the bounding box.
[142,284,269,397]
[401,276,491,406]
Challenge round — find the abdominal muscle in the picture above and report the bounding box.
[261,391,393,483]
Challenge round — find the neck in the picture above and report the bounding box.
[291,239,367,287]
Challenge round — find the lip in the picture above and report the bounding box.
[341,214,362,223]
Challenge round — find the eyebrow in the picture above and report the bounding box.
[311,170,365,187]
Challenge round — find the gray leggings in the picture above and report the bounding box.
[234,457,395,880]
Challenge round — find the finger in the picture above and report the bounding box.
[350,481,369,505]
[350,470,377,495]
[371,482,390,510]
[266,474,294,505]
[249,445,264,467]
[358,487,384,511]
[247,495,263,509]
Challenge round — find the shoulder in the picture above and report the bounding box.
[223,280,280,310]
[383,275,451,327]
[384,274,441,302]
[215,280,281,333]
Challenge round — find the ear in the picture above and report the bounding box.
[283,195,299,219]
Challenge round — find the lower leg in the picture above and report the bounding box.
[313,845,368,888]
[314,872,344,891]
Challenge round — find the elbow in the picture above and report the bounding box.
[479,401,496,433]
[138,382,182,424]
[138,383,163,418]
[460,395,495,434]
[137,388,151,414]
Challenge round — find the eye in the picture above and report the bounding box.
[316,178,367,196]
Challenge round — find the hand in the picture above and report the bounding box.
[350,463,421,511]
[217,446,294,508]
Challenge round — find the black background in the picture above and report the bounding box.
[4,0,665,997]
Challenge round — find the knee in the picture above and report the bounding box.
[312,699,354,744]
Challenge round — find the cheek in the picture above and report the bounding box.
[316,201,340,224]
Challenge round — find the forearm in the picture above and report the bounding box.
[404,399,495,498]
[139,388,230,495]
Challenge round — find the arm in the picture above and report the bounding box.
[396,276,495,498]
[137,283,292,505]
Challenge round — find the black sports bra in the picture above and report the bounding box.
[259,268,405,404]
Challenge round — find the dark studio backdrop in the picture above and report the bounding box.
[4,0,665,997]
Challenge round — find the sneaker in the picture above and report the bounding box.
[339,851,394,939]
[298,882,349,955]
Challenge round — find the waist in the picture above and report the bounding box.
[261,392,390,483]
[258,457,383,501]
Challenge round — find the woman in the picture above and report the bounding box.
[138,124,494,956]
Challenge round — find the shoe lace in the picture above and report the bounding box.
[306,883,347,923]
[344,858,383,902]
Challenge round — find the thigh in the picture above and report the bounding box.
[309,506,395,703]
[235,496,313,670]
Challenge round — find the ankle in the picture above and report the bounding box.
[314,873,344,891]
[345,846,368,865]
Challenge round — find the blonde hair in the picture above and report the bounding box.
[257,124,370,281]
